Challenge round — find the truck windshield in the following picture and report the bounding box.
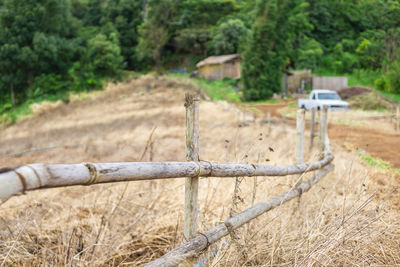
[318,93,340,100]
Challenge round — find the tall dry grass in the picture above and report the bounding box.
[0,76,399,266]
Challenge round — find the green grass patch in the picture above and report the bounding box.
[244,99,281,105]
[167,73,242,102]
[167,73,291,106]
[193,78,241,102]
[0,90,70,127]
[314,68,381,88]
[379,91,400,103]
[359,151,400,173]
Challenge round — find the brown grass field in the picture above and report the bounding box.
[0,75,399,266]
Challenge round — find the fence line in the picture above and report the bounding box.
[0,93,334,267]
[145,164,333,267]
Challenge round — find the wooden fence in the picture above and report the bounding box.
[0,93,334,266]
[349,105,400,133]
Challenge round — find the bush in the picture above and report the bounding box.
[27,74,68,99]
[88,33,123,77]
[375,62,400,94]
[386,62,400,94]
[68,62,101,92]
[374,76,387,91]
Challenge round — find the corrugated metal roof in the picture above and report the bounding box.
[196,54,241,68]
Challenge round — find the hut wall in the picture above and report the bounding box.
[222,59,241,79]
[198,64,223,80]
[312,76,348,91]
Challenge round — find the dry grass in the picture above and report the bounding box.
[0,75,399,266]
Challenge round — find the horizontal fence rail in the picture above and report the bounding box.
[0,154,333,199]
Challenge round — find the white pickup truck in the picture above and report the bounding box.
[298,89,349,110]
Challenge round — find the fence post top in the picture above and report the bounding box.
[185,93,200,107]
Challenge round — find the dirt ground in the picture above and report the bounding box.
[254,104,400,169]
[0,76,399,266]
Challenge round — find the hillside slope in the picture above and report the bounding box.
[0,76,399,266]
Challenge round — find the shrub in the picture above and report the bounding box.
[27,74,68,99]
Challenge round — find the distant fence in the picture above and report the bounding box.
[313,76,348,91]
[349,105,400,133]
[0,94,334,267]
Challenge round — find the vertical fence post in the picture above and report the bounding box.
[282,112,286,132]
[296,109,305,164]
[319,106,328,158]
[267,112,271,135]
[184,93,200,242]
[396,105,400,133]
[309,108,315,149]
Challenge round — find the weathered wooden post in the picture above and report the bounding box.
[267,112,271,135]
[282,112,286,132]
[184,93,200,242]
[296,109,305,164]
[396,105,400,133]
[309,108,315,149]
[319,106,328,158]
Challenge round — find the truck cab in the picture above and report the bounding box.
[298,89,349,110]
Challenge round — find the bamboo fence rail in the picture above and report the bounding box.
[0,156,333,199]
[0,93,335,267]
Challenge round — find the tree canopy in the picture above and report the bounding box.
[1,0,400,110]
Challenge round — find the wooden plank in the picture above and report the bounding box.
[184,93,200,241]
[296,109,305,164]
[145,164,334,267]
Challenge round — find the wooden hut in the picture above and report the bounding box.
[196,54,241,80]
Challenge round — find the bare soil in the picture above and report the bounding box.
[254,104,400,169]
[338,86,371,100]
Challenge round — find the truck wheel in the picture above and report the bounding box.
[317,106,321,110]
[301,105,305,109]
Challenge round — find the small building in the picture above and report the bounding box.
[196,54,241,80]
[282,70,312,95]
[312,76,348,91]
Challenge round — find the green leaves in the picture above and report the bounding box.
[88,33,123,76]
[242,0,311,101]
[209,19,249,55]
[0,0,79,106]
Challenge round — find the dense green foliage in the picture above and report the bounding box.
[242,0,311,100]
[0,0,400,114]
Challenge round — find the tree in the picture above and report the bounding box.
[136,0,178,72]
[88,33,123,76]
[0,0,79,107]
[102,0,144,69]
[209,19,249,55]
[174,28,210,56]
[241,0,311,100]
[295,37,323,70]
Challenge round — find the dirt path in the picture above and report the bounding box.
[329,125,400,168]
[254,104,400,169]
[253,103,289,118]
